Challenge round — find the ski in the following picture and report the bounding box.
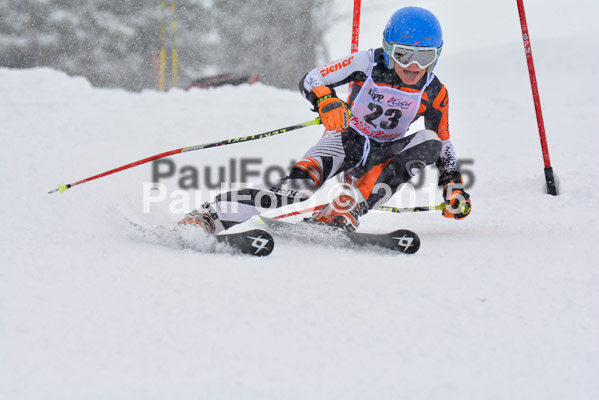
[260,217,420,254]
[125,218,275,257]
[215,229,275,257]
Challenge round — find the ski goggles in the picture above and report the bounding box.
[383,40,441,69]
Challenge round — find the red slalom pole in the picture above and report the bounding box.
[344,0,362,188]
[516,0,558,195]
[348,0,361,91]
[347,0,361,95]
[351,0,361,53]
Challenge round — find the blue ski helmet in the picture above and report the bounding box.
[383,7,443,71]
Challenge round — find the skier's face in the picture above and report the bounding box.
[395,63,427,85]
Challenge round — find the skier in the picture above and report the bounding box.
[180,6,471,234]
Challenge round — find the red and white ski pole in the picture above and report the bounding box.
[516,0,558,195]
[48,117,321,195]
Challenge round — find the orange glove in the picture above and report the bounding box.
[439,172,471,219]
[312,86,350,132]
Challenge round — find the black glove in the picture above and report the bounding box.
[439,171,471,220]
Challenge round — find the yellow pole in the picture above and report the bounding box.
[160,0,167,91]
[171,1,178,88]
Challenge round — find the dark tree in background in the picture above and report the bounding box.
[0,0,332,91]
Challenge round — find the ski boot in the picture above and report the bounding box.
[179,202,225,235]
[306,194,364,232]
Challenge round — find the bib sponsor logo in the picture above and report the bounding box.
[320,56,354,77]
[350,115,375,136]
[350,116,402,141]
[387,97,413,109]
[368,88,384,102]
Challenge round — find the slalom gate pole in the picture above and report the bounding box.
[159,0,167,91]
[348,0,361,95]
[351,0,361,53]
[171,1,178,88]
[48,117,321,195]
[273,202,447,220]
[344,0,362,187]
[516,0,558,195]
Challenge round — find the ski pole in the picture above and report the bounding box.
[48,117,321,195]
[273,202,447,220]
[377,203,446,214]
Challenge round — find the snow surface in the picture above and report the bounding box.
[2,1,599,399]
